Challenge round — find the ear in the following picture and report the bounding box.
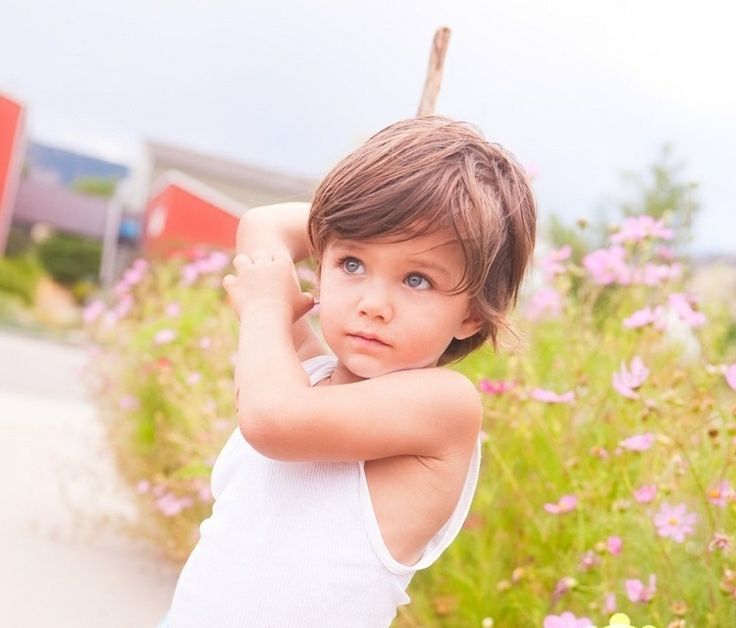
[454,307,484,341]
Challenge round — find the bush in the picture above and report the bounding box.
[0,253,45,305]
[37,231,102,286]
[84,248,239,559]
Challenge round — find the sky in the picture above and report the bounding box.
[1,0,735,254]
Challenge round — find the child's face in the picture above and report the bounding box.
[317,230,481,382]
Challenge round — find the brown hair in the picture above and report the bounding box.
[308,116,536,364]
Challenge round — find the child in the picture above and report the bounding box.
[161,116,536,627]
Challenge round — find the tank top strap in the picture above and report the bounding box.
[301,354,338,386]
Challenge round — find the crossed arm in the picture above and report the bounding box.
[227,204,482,463]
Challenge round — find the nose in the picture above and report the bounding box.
[357,280,393,322]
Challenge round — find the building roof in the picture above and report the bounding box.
[146,140,317,196]
[13,177,109,239]
[149,170,249,218]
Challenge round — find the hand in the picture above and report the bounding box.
[222,251,314,322]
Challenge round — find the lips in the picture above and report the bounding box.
[347,332,390,347]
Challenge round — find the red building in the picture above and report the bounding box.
[0,93,26,255]
[143,171,246,257]
[136,141,316,258]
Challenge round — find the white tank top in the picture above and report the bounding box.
[166,355,481,627]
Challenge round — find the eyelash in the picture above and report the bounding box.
[336,256,433,289]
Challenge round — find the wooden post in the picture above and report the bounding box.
[417,27,451,116]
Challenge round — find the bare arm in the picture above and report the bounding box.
[236,202,312,262]
[229,201,324,362]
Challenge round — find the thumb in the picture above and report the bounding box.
[294,291,316,320]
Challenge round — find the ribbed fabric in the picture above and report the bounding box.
[165,355,481,627]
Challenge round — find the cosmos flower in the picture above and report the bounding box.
[618,433,655,452]
[612,357,649,399]
[623,306,662,329]
[530,388,575,404]
[610,215,674,244]
[583,246,631,285]
[154,328,178,345]
[606,536,623,555]
[543,611,592,628]
[478,379,515,395]
[653,503,697,542]
[707,480,734,507]
[544,494,578,514]
[633,484,657,504]
[526,287,564,320]
[725,363,736,391]
[625,574,657,603]
[708,532,731,553]
[539,245,572,279]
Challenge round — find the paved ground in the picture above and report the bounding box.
[0,328,178,628]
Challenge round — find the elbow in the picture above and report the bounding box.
[237,399,291,459]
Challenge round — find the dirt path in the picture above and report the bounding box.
[0,329,178,628]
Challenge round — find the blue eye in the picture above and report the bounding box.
[406,273,430,289]
[341,257,363,274]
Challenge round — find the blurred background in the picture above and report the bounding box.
[1,1,735,627]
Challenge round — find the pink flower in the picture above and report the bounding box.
[195,250,230,274]
[181,263,199,285]
[114,259,148,296]
[607,536,623,555]
[708,532,731,553]
[119,395,140,411]
[623,306,661,329]
[187,372,202,385]
[539,245,572,279]
[114,294,134,319]
[165,302,181,317]
[154,328,177,345]
[526,287,563,320]
[199,336,212,350]
[583,246,631,285]
[725,364,736,391]
[82,299,106,324]
[707,480,734,507]
[653,502,697,542]
[625,574,657,603]
[530,388,575,404]
[656,245,675,261]
[667,293,706,327]
[197,484,213,503]
[611,215,674,244]
[155,492,194,517]
[633,484,657,504]
[619,433,655,452]
[478,379,515,395]
[136,480,150,494]
[544,494,578,514]
[553,576,578,597]
[603,592,617,614]
[612,356,649,399]
[579,551,600,571]
[543,611,593,628]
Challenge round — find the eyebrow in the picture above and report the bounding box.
[331,241,453,279]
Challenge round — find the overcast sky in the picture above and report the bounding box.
[1,0,734,254]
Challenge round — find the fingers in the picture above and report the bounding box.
[294,291,316,320]
[234,251,292,267]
